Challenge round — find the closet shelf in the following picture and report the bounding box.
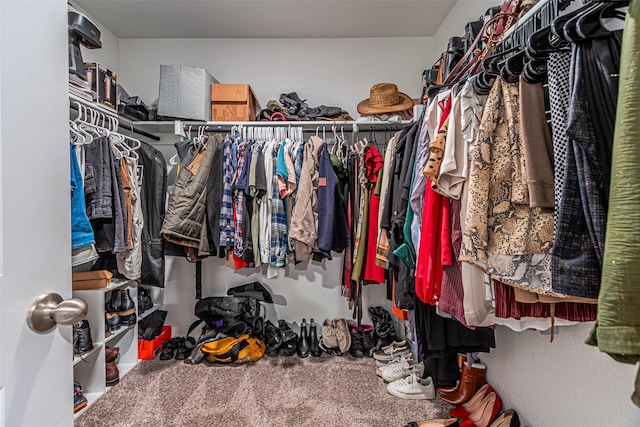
[105,324,135,345]
[138,304,162,321]
[104,278,137,293]
[73,343,103,366]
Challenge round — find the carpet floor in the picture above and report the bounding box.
[76,355,453,427]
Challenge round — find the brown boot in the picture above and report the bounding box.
[440,362,486,406]
[106,361,119,387]
[437,353,467,394]
[105,346,120,364]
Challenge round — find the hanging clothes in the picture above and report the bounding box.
[363,145,385,283]
[138,141,167,287]
[161,135,213,256]
[290,135,324,261]
[460,78,555,296]
[587,1,640,389]
[116,156,144,280]
[551,32,622,299]
[415,97,453,305]
[71,143,95,250]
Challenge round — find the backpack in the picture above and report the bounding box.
[201,334,265,364]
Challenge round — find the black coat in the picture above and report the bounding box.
[138,141,167,287]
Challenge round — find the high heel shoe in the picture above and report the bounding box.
[488,409,519,427]
[297,319,310,358]
[405,420,459,427]
[449,383,494,419]
[459,392,501,427]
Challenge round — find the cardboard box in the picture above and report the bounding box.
[158,65,218,121]
[211,84,261,121]
[72,270,113,290]
[138,325,172,360]
[84,62,117,110]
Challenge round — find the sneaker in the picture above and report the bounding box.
[376,354,412,375]
[73,381,88,413]
[333,319,351,353]
[73,320,93,356]
[375,352,413,369]
[386,373,435,400]
[380,358,425,383]
[373,340,411,361]
[321,319,338,349]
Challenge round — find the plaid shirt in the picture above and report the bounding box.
[219,135,235,249]
[233,139,250,257]
[270,143,288,267]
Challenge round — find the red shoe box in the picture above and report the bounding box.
[138,325,171,359]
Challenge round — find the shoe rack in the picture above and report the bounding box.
[72,278,139,419]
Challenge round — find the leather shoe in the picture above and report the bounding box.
[105,361,119,386]
[438,353,468,393]
[105,346,120,364]
[441,362,487,406]
[106,312,121,331]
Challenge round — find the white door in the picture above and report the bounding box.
[0,1,73,426]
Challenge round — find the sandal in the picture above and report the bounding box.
[277,320,298,357]
[159,337,180,360]
[175,337,195,360]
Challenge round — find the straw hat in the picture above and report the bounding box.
[357,83,414,115]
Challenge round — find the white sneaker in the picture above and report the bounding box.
[373,340,411,361]
[375,354,413,375]
[380,359,425,383]
[386,373,435,400]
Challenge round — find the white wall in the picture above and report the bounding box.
[483,324,640,426]
[118,37,435,335]
[118,37,434,119]
[431,2,640,426]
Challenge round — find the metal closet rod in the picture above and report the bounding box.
[186,123,410,133]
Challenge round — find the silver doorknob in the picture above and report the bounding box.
[27,293,88,333]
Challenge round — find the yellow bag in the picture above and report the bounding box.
[201,334,265,364]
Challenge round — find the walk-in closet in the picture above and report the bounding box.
[1,0,639,426]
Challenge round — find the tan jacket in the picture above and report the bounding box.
[289,136,324,261]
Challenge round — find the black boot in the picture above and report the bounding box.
[105,290,122,313]
[117,289,136,326]
[309,318,321,357]
[297,319,310,358]
[73,320,93,356]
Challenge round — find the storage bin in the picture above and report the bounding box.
[211,84,261,121]
[138,325,171,359]
[158,65,218,121]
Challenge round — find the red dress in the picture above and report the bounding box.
[363,145,385,284]
[415,98,453,304]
